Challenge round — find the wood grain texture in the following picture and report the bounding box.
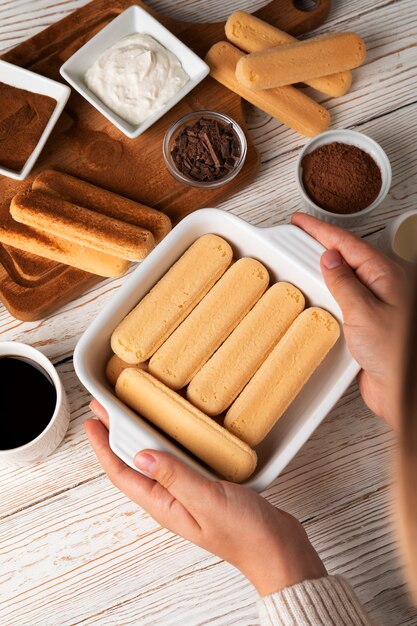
[0,1,417,625]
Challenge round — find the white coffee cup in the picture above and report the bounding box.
[378,209,417,267]
[0,342,70,467]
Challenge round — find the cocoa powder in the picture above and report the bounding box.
[301,142,382,214]
[0,81,56,172]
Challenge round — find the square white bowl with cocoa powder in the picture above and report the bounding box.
[0,60,70,181]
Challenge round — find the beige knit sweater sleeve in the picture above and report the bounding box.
[257,576,372,625]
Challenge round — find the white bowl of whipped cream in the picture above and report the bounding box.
[60,5,209,138]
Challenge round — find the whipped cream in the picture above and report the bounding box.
[85,34,189,125]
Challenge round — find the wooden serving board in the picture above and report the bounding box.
[0,0,331,321]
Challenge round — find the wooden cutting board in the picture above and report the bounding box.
[0,0,331,321]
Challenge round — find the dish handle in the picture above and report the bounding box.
[101,397,213,477]
[261,223,326,284]
[102,402,165,472]
[87,387,163,471]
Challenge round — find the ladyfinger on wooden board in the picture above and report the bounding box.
[11,189,155,261]
[4,195,130,278]
[205,41,330,137]
[149,257,269,390]
[225,11,352,97]
[187,282,305,415]
[111,234,233,364]
[33,170,172,244]
[224,307,340,447]
[115,368,257,483]
[235,32,366,90]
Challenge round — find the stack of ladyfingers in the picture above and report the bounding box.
[205,12,366,137]
[107,234,340,482]
[3,170,171,278]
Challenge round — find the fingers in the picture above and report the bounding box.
[291,213,380,268]
[292,212,403,304]
[134,450,215,517]
[86,400,211,513]
[320,249,373,321]
[84,418,154,502]
[89,399,109,428]
[87,401,213,515]
[84,419,208,534]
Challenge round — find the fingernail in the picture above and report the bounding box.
[322,249,343,269]
[89,400,100,416]
[135,452,157,475]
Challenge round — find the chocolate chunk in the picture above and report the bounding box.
[178,134,187,151]
[170,116,242,183]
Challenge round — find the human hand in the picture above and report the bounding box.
[85,400,326,596]
[292,212,409,430]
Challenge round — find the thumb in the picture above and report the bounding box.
[320,249,373,321]
[135,450,211,514]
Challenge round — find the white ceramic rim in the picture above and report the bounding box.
[296,129,392,222]
[0,59,70,181]
[390,208,417,261]
[60,5,210,139]
[162,110,248,189]
[0,342,64,454]
[389,208,417,244]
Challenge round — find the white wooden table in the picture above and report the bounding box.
[1,1,416,625]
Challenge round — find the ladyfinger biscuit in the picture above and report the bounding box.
[236,32,366,90]
[11,190,155,262]
[224,307,340,446]
[2,201,129,278]
[33,170,171,243]
[111,234,233,364]
[205,42,330,137]
[116,368,257,482]
[225,11,352,97]
[106,354,148,386]
[149,258,269,390]
[187,282,305,415]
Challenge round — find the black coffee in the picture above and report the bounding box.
[0,356,57,449]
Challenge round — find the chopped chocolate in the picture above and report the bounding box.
[171,117,242,183]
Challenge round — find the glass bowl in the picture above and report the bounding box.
[163,110,247,189]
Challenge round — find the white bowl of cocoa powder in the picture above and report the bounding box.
[296,129,392,227]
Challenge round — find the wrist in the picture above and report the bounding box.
[245,551,327,597]
[363,373,402,431]
[235,517,327,596]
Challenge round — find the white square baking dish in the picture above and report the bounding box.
[74,209,360,492]
[60,5,209,139]
[0,59,70,181]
